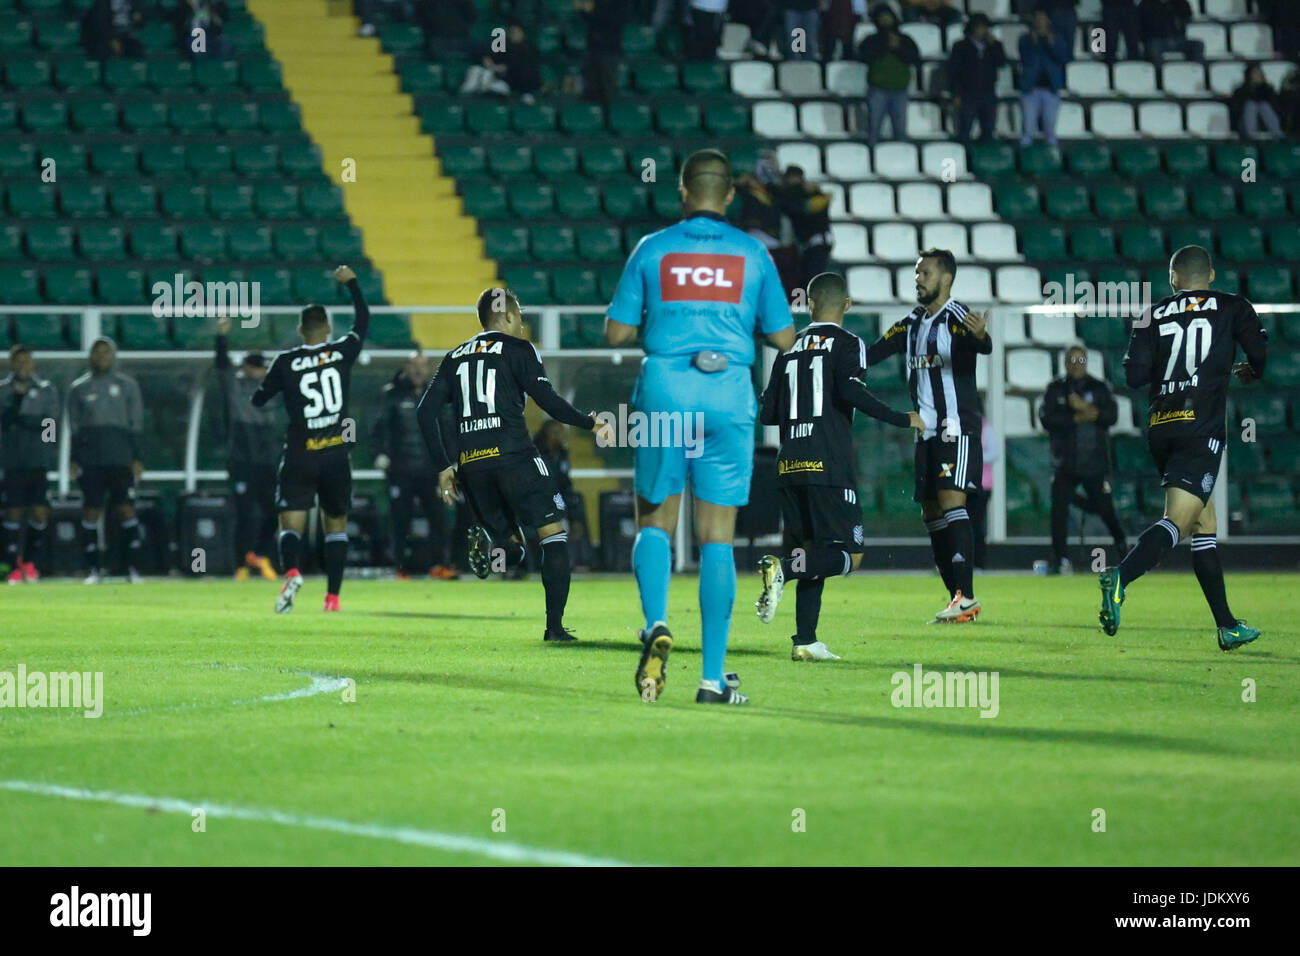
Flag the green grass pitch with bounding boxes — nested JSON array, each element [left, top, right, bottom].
[[1, 571, 1296, 866]]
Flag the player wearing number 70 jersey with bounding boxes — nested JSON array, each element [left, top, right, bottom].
[[252, 265, 368, 614]]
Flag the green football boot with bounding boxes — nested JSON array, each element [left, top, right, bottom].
[[1099, 568, 1124, 636], [1217, 620, 1260, 652]]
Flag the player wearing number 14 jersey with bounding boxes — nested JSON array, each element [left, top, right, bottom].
[[252, 265, 368, 614]]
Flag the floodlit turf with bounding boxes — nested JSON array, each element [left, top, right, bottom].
[[1, 570, 1296, 866]]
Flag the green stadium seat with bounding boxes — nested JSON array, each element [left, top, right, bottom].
[[560, 102, 605, 134], [21, 100, 67, 131], [1190, 183, 1237, 219], [149, 59, 193, 89], [577, 226, 622, 261], [1119, 226, 1164, 261], [11, 313, 67, 346], [439, 56, 470, 93], [440, 144, 485, 177], [551, 267, 598, 304], [95, 267, 145, 305], [1093, 183, 1139, 220], [400, 62, 443, 93], [556, 182, 601, 218], [319, 224, 362, 258], [53, 57, 100, 89], [25, 223, 74, 260], [274, 224, 318, 260], [1142, 183, 1187, 218], [0, 267, 39, 305], [581, 145, 626, 177], [0, 17, 32, 51], [466, 101, 511, 134], [656, 101, 700, 135], [502, 267, 549, 303], [70, 99, 118, 131], [683, 61, 728, 93], [1213, 143, 1256, 177], [634, 61, 678, 93], [1235, 394, 1288, 433], [109, 183, 157, 217], [623, 24, 657, 55], [170, 101, 214, 133], [1113, 142, 1159, 178], [229, 143, 275, 176], [255, 183, 298, 218], [598, 264, 624, 301], [533, 145, 577, 178], [240, 59, 282, 91], [1066, 142, 1111, 177], [1242, 183, 1286, 219], [487, 144, 531, 176], [0, 142, 35, 176], [180, 224, 227, 261], [1269, 439, 1300, 471], [222, 17, 266, 50], [117, 314, 171, 349], [187, 143, 232, 175], [970, 141, 1015, 178], [301, 184, 345, 217], [42, 266, 91, 304], [1020, 224, 1066, 260], [609, 102, 652, 135], [1265, 350, 1300, 387], [247, 267, 293, 307], [195, 58, 238, 90], [1246, 267, 1292, 303], [0, 224, 19, 259], [651, 179, 681, 217], [122, 100, 168, 131], [1230, 441, 1267, 475], [257, 101, 300, 133], [140, 142, 186, 175], [130, 224, 178, 259], [214, 101, 259, 131], [462, 181, 507, 219], [8, 185, 56, 217], [1168, 225, 1213, 251], [1166, 143, 1209, 178], [1267, 225, 1300, 260], [705, 101, 749, 135], [0, 101, 15, 130], [279, 141, 321, 176], [292, 268, 335, 302], [530, 226, 575, 260], [1246, 477, 1295, 515], [508, 182, 553, 217], [103, 58, 147, 90], [1019, 144, 1062, 176], [421, 103, 464, 134], [995, 182, 1040, 219], [603, 182, 649, 218], [59, 182, 107, 218], [1279, 315, 1300, 345], [228, 224, 272, 261], [1219, 224, 1265, 262], [1261, 141, 1300, 178], [368, 314, 415, 348], [42, 143, 87, 177], [484, 225, 529, 262], [1046, 184, 1090, 219], [6, 56, 50, 89], [78, 224, 125, 259], [91, 143, 139, 177], [161, 184, 208, 219], [380, 23, 423, 53]]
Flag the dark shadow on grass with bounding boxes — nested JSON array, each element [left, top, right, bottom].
[[546, 639, 770, 657], [359, 611, 519, 621]]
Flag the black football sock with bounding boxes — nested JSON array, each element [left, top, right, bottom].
[[278, 528, 300, 575], [80, 519, 99, 571], [925, 516, 955, 596], [324, 532, 348, 595], [2, 520, 20, 568], [119, 517, 142, 572], [794, 578, 825, 645], [1118, 518, 1179, 589], [780, 548, 851, 581], [26, 520, 45, 566], [945, 507, 975, 599], [540, 532, 571, 632], [503, 538, 526, 569], [1191, 534, 1237, 629]]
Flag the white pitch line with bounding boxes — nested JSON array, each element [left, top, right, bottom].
[[0, 780, 642, 868]]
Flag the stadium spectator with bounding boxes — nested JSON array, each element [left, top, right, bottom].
[[732, 0, 782, 60], [776, 165, 834, 291], [1259, 0, 1299, 60], [1, 346, 58, 584], [1230, 64, 1283, 141], [175, 0, 232, 58], [81, 0, 146, 59], [1099, 0, 1141, 64], [67, 338, 146, 585], [857, 3, 921, 145], [372, 353, 457, 581], [533, 420, 593, 571], [948, 13, 1007, 144], [1138, 0, 1202, 63], [1017, 9, 1069, 147], [417, 0, 478, 59], [821, 0, 864, 62], [355, 1, 414, 37], [1029, 0, 1078, 62], [1279, 66, 1300, 137], [734, 153, 784, 250], [575, 0, 626, 102], [460, 22, 541, 97], [901, 0, 959, 29], [214, 318, 281, 582], [1039, 345, 1127, 574], [781, 0, 821, 61], [685, 0, 729, 61]]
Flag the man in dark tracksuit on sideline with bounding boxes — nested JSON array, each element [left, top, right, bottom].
[[2, 344, 59, 582], [1039, 344, 1127, 573], [215, 317, 282, 580], [371, 352, 457, 580], [67, 336, 145, 583]]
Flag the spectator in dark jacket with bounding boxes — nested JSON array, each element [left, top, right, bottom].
[[857, 3, 920, 145], [1100, 0, 1141, 63], [1138, 0, 1203, 63], [781, 0, 821, 61], [175, 0, 232, 58], [1279, 65, 1300, 137], [81, 0, 145, 59], [901, 0, 959, 29], [775, 165, 833, 290], [460, 22, 541, 96], [1231, 63, 1283, 140], [1259, 0, 1299, 60], [1029, 0, 1077, 61], [418, 0, 477, 58], [948, 13, 1006, 143], [575, 0, 626, 101], [1018, 9, 1069, 146]]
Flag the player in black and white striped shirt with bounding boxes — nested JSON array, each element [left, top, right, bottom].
[[867, 250, 991, 623]]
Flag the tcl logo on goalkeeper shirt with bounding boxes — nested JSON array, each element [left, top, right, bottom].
[[659, 254, 745, 303]]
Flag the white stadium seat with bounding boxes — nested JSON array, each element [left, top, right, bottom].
[[1091, 102, 1136, 137], [1055, 101, 1088, 139], [850, 181, 896, 217], [922, 142, 967, 180], [921, 223, 970, 261], [824, 61, 867, 96], [777, 142, 823, 179], [1162, 62, 1207, 98], [1006, 349, 1054, 391], [976, 357, 989, 392], [778, 61, 823, 96], [753, 101, 798, 137], [874, 223, 919, 260], [1203, 0, 1249, 17], [896, 182, 944, 219], [906, 101, 945, 139], [970, 222, 1020, 261], [997, 312, 1030, 346], [1262, 60, 1292, 90], [1208, 61, 1244, 96], [956, 266, 993, 305], [800, 101, 848, 138], [900, 22, 943, 57], [1028, 314, 1078, 348], [825, 142, 870, 180], [1113, 395, 1138, 435], [825, 182, 849, 218], [872, 142, 920, 179], [1230, 23, 1274, 58], [946, 182, 995, 220], [847, 265, 896, 303], [1066, 61, 1110, 96], [996, 266, 1044, 304], [730, 61, 775, 98], [996, 22, 1028, 60], [1002, 396, 1036, 436], [1138, 101, 1186, 138], [1186, 101, 1231, 139], [1186, 22, 1228, 58], [1114, 61, 1157, 96], [830, 223, 870, 263], [968, 0, 1012, 17], [719, 22, 751, 60]]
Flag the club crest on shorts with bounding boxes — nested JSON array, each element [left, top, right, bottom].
[[554, 493, 566, 511], [853, 525, 864, 546], [1201, 472, 1215, 494], [940, 463, 953, 478]]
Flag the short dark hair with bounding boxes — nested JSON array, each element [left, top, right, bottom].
[[300, 304, 329, 332], [10, 343, 31, 360], [807, 272, 849, 318], [1170, 245, 1213, 284], [918, 248, 957, 279], [476, 287, 519, 328], [680, 148, 732, 204]]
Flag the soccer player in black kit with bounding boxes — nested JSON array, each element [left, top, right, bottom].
[[1100, 246, 1268, 650], [252, 265, 367, 614], [417, 288, 614, 642], [866, 250, 991, 623], [754, 273, 921, 659]]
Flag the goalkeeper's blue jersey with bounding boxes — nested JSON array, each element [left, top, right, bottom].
[[606, 211, 793, 367]]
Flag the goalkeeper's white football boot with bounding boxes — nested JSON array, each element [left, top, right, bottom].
[[695, 679, 749, 705], [934, 589, 981, 623], [792, 640, 841, 661], [275, 571, 303, 614], [755, 554, 784, 623]]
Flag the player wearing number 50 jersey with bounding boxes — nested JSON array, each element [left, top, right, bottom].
[[1100, 245, 1268, 651], [252, 265, 368, 614]]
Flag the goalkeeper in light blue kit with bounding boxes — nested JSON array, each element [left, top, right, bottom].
[[605, 149, 796, 705]]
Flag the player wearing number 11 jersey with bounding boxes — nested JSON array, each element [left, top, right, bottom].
[[252, 265, 368, 614]]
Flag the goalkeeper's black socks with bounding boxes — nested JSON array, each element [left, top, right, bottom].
[[945, 507, 975, 598], [80, 519, 99, 571], [540, 532, 571, 632], [926, 516, 955, 596], [324, 532, 348, 595], [794, 578, 825, 645], [1191, 534, 1237, 629], [278, 528, 301, 575], [119, 516, 142, 572], [780, 548, 852, 581], [1118, 518, 1180, 589]]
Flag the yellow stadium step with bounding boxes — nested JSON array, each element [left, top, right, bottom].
[[246, 0, 495, 336]]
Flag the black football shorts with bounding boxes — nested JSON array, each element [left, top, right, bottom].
[[914, 432, 981, 503], [461, 454, 566, 539], [276, 450, 353, 516], [780, 485, 865, 551]]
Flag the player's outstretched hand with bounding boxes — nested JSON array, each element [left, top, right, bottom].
[[963, 310, 989, 339], [1233, 362, 1260, 385], [590, 411, 615, 447], [215, 317, 232, 336], [438, 466, 461, 503], [907, 411, 924, 432], [333, 265, 356, 284]]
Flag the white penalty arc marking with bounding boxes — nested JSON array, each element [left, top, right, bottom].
[[241, 672, 351, 704], [0, 780, 642, 868]]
